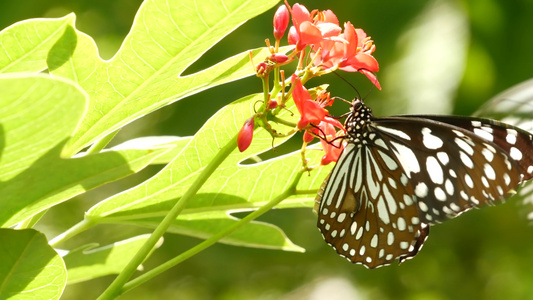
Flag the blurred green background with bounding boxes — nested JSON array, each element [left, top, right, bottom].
[[3, 0, 533, 299]]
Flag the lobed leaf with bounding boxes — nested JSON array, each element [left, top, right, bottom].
[[118, 211, 304, 251], [47, 0, 282, 156], [63, 235, 162, 284], [0, 14, 75, 74], [0, 75, 170, 227], [85, 93, 330, 249], [111, 136, 193, 165], [0, 229, 66, 300]]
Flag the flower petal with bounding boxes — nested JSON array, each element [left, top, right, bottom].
[[360, 69, 382, 90], [340, 52, 379, 72], [316, 22, 342, 38], [291, 3, 311, 33], [299, 21, 323, 45], [322, 10, 339, 25], [298, 100, 326, 129], [291, 74, 311, 114], [343, 22, 358, 58]]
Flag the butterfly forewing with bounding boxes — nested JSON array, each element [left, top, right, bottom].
[[373, 116, 526, 224], [403, 115, 533, 181]]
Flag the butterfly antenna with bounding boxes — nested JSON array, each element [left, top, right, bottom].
[[333, 71, 362, 100]]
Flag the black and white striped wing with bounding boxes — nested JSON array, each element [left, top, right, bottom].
[[374, 116, 533, 223], [315, 114, 533, 268], [315, 141, 429, 268]]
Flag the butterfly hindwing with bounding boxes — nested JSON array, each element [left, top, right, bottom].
[[316, 141, 428, 268]]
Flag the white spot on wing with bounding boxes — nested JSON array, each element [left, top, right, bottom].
[[426, 156, 444, 184], [473, 128, 494, 141], [460, 151, 474, 168], [378, 149, 399, 171], [371, 234, 378, 248], [482, 147, 494, 162], [377, 196, 391, 224], [421, 127, 443, 149], [415, 182, 428, 198], [397, 217, 406, 231], [464, 174, 474, 188], [484, 163, 496, 180], [437, 152, 449, 165], [390, 141, 421, 176], [455, 137, 474, 155], [382, 185, 397, 215], [434, 187, 447, 201], [510, 147, 523, 160], [378, 125, 412, 140], [506, 129, 517, 144]]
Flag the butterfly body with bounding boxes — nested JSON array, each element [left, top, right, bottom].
[[315, 98, 533, 268]]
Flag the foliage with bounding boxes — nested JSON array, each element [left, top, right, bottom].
[[1, 0, 533, 299]]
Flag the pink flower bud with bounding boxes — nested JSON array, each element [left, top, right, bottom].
[[268, 99, 278, 109], [237, 118, 254, 152], [287, 26, 299, 45], [303, 131, 315, 143], [273, 5, 290, 40], [270, 53, 289, 63], [256, 62, 268, 76]]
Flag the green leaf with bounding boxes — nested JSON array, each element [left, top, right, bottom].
[[64, 235, 162, 284], [111, 136, 193, 165], [85, 93, 330, 250], [475, 78, 533, 122], [0, 74, 86, 181], [0, 228, 66, 300], [0, 14, 75, 74], [114, 211, 304, 251], [87, 94, 327, 220], [0, 75, 170, 227], [47, 0, 281, 156]]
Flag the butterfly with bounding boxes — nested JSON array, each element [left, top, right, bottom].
[[314, 98, 533, 268]]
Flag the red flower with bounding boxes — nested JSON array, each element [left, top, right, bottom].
[[338, 23, 380, 89], [237, 118, 254, 152], [291, 74, 327, 129], [273, 5, 290, 40], [291, 73, 346, 160], [319, 120, 344, 165], [312, 22, 381, 89], [286, 3, 341, 51]]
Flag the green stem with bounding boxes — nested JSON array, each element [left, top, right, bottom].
[[48, 219, 94, 247], [97, 135, 239, 300], [120, 170, 304, 296], [269, 115, 296, 128], [86, 130, 119, 155]]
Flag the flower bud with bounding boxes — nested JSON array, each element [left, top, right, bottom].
[[270, 53, 289, 63], [268, 99, 278, 109], [287, 26, 299, 45], [256, 62, 268, 77], [273, 5, 289, 40], [237, 118, 254, 152], [303, 131, 315, 143]]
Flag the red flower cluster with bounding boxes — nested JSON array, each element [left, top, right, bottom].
[[238, 2, 380, 166], [286, 2, 380, 89]]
